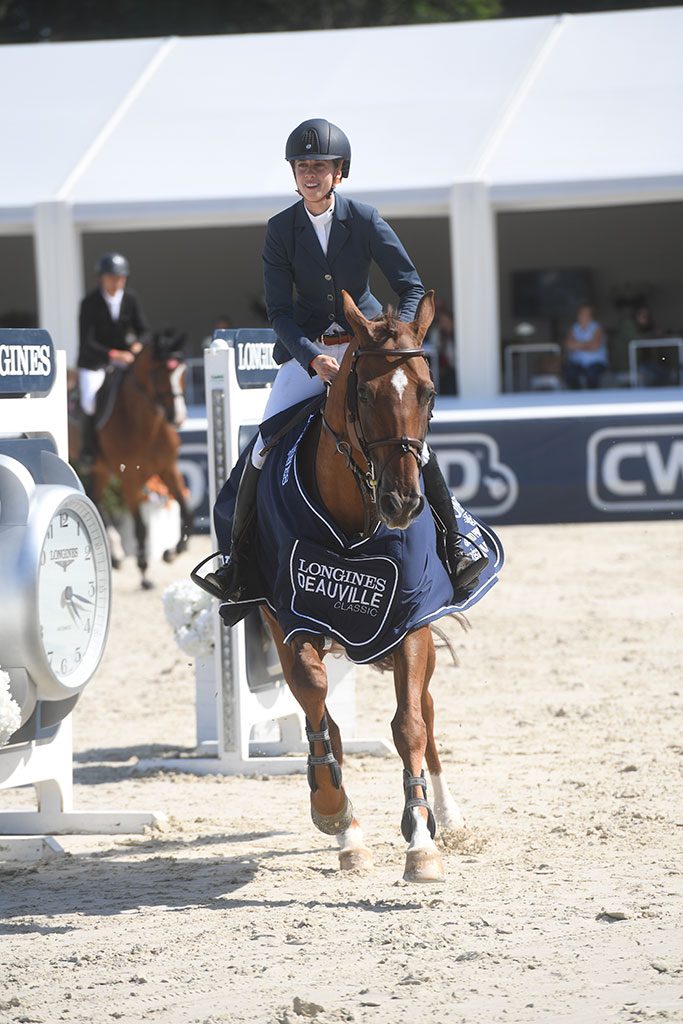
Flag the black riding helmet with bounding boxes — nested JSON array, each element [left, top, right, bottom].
[[285, 118, 351, 178], [96, 252, 130, 277]]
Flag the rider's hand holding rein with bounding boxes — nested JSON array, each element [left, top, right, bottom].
[[311, 354, 340, 383], [109, 349, 136, 367]]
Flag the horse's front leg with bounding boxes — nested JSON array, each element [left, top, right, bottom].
[[393, 627, 445, 883], [280, 629, 371, 871], [130, 504, 153, 589], [422, 636, 465, 831]]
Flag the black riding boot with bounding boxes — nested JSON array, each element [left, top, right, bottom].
[[79, 412, 98, 468], [206, 460, 261, 602], [422, 450, 489, 595]]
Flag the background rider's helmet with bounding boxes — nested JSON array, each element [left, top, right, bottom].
[[285, 118, 351, 178], [95, 252, 130, 277]]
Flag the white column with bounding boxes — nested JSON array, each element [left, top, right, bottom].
[[449, 182, 501, 400], [34, 201, 83, 367]]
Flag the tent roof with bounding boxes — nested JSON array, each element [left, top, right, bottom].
[[486, 7, 683, 206], [1, 7, 682, 229]]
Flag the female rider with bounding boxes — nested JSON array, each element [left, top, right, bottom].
[[217, 118, 487, 601]]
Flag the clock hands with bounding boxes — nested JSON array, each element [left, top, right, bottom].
[[61, 585, 94, 626]]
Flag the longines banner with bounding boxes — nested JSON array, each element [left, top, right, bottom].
[[181, 410, 683, 529], [214, 328, 278, 389], [429, 413, 683, 523], [0, 329, 56, 397]]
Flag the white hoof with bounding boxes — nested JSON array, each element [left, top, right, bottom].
[[403, 848, 445, 883], [339, 847, 374, 872], [336, 822, 372, 872]]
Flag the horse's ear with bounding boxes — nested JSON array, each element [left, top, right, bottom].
[[411, 290, 436, 344], [342, 290, 372, 340]]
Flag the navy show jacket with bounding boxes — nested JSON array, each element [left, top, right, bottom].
[[77, 289, 149, 370], [262, 192, 425, 373]]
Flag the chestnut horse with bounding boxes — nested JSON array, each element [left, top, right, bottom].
[[89, 331, 193, 589], [260, 290, 464, 882]]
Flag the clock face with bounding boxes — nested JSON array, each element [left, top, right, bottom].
[[37, 497, 111, 688]]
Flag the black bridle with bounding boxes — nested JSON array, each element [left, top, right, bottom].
[[321, 346, 434, 537], [127, 349, 184, 423]]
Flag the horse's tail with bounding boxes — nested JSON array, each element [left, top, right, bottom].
[[347, 612, 471, 674]]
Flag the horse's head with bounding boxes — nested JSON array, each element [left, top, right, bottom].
[[340, 289, 436, 531], [148, 327, 187, 427]]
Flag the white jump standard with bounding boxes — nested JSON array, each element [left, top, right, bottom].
[[0, 328, 160, 850]]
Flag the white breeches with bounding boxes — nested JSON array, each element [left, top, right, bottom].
[[79, 368, 106, 415], [251, 344, 349, 469]]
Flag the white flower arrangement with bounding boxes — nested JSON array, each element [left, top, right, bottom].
[[162, 580, 215, 660], [0, 668, 21, 747]]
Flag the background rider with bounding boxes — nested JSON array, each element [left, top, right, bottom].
[[77, 252, 149, 472]]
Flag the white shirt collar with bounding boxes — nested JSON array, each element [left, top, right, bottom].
[[101, 287, 124, 321], [305, 194, 335, 225]]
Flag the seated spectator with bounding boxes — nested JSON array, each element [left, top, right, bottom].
[[426, 301, 457, 395], [612, 304, 656, 377], [563, 304, 608, 390]]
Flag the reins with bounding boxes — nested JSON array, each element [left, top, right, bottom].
[[321, 346, 432, 538]]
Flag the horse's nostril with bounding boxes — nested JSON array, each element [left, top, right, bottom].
[[380, 491, 401, 516], [380, 491, 424, 522]]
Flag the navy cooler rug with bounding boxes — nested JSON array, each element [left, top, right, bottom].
[[214, 414, 504, 664]]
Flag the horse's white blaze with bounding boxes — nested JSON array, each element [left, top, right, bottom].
[[391, 367, 408, 401], [407, 808, 437, 852], [170, 365, 187, 426], [430, 771, 465, 829]]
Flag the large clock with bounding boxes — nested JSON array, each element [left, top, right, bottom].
[[36, 494, 111, 694], [0, 451, 111, 704]]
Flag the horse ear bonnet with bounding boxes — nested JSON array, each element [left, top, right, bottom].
[[285, 118, 351, 178], [153, 327, 186, 359]]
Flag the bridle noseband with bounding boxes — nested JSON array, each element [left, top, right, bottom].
[[322, 346, 433, 537]]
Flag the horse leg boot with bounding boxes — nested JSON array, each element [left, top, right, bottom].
[[207, 460, 260, 601], [422, 450, 488, 594]]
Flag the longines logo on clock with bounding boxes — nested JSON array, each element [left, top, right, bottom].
[[51, 547, 78, 571]]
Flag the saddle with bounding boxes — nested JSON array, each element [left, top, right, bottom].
[[94, 366, 126, 431]]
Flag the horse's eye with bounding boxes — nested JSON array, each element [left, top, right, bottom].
[[357, 385, 370, 403], [421, 388, 436, 407]]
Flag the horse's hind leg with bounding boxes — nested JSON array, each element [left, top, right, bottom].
[[159, 464, 192, 557], [422, 637, 464, 831], [262, 610, 372, 872], [89, 463, 124, 570], [393, 628, 445, 882]]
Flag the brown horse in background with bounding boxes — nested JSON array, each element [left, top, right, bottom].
[[260, 291, 464, 882], [89, 329, 193, 589]]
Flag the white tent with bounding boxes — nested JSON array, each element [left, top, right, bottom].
[[1, 6, 682, 396]]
